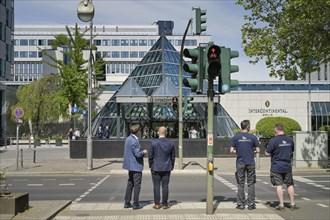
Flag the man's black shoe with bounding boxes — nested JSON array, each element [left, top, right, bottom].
[[124, 202, 133, 209], [133, 204, 143, 210], [236, 205, 245, 210], [248, 204, 256, 210]]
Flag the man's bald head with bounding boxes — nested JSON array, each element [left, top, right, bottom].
[[158, 126, 167, 137]]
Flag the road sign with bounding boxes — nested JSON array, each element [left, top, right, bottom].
[[82, 109, 87, 116], [72, 107, 79, 114], [14, 108, 24, 119]]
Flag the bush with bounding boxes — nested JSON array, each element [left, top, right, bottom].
[[319, 125, 330, 133], [256, 117, 301, 138]]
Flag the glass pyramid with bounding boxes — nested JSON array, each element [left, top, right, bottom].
[[89, 36, 239, 138]]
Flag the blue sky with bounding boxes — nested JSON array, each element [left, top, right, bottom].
[[14, 0, 275, 81]]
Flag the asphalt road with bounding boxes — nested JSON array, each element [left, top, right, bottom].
[[3, 173, 330, 220]]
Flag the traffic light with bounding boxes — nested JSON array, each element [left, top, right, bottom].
[[219, 47, 239, 94], [195, 8, 207, 35], [206, 44, 221, 80], [184, 96, 194, 116], [172, 97, 178, 111], [183, 46, 205, 94]]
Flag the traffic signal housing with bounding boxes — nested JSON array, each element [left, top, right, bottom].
[[183, 47, 205, 94], [172, 97, 178, 111], [219, 47, 239, 94], [184, 96, 194, 116], [195, 8, 207, 35], [206, 44, 221, 80]]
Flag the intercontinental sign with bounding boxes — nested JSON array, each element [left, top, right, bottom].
[[248, 100, 288, 116]]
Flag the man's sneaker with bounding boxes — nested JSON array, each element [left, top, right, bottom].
[[236, 205, 245, 210], [275, 205, 285, 212], [133, 204, 143, 210], [289, 204, 300, 211], [124, 202, 132, 209], [248, 204, 256, 210]]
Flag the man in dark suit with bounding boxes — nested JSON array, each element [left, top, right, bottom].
[[122, 124, 147, 210], [148, 126, 176, 210]]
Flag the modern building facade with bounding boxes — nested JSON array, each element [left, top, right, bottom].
[[0, 0, 14, 138], [310, 62, 330, 81]]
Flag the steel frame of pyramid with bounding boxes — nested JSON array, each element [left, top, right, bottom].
[[90, 36, 239, 138]]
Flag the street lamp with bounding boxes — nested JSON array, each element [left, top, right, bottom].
[[77, 0, 94, 170]]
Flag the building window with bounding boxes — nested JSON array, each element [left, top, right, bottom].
[[38, 51, 43, 57], [20, 39, 29, 46], [0, 59, 4, 77], [148, 39, 156, 46], [121, 39, 129, 46], [38, 39, 46, 46], [102, 39, 110, 46], [112, 51, 120, 58], [13, 39, 19, 46], [139, 39, 147, 46], [112, 39, 120, 46], [29, 51, 38, 58], [318, 70, 321, 80], [0, 22, 4, 41], [93, 39, 101, 46], [121, 51, 129, 58], [19, 51, 28, 58], [130, 51, 138, 58], [139, 51, 147, 58], [102, 51, 111, 58], [29, 39, 37, 46], [47, 39, 54, 46], [130, 39, 138, 46], [175, 40, 182, 46], [14, 51, 19, 58]]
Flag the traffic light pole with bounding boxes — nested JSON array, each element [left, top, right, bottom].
[[178, 18, 192, 170], [206, 78, 214, 214]]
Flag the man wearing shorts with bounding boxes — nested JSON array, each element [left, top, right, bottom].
[[265, 123, 299, 211]]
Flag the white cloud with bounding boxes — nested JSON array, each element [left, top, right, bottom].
[[14, 0, 273, 81]]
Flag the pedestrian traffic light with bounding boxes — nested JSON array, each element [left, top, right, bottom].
[[219, 47, 239, 94], [172, 97, 178, 111], [183, 47, 205, 94], [184, 96, 194, 116], [195, 8, 207, 35], [205, 44, 221, 80]]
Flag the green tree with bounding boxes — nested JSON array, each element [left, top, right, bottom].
[[256, 117, 301, 138], [236, 0, 330, 79], [42, 24, 105, 115], [13, 75, 64, 137]]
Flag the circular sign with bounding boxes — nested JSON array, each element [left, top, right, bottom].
[[82, 109, 87, 116], [265, 100, 270, 108], [14, 108, 24, 119]]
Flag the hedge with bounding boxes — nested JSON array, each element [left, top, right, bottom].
[[256, 117, 301, 138]]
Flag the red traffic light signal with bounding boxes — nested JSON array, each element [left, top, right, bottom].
[[172, 97, 178, 111], [172, 97, 178, 103], [207, 45, 221, 79]]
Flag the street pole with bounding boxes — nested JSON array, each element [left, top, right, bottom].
[[308, 71, 311, 132], [77, 0, 95, 170], [16, 124, 20, 171], [206, 78, 214, 214], [178, 18, 192, 170], [86, 19, 93, 170]]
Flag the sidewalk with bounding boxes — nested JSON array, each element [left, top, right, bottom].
[[2, 146, 329, 220]]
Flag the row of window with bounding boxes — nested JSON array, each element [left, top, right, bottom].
[[13, 38, 198, 47], [14, 74, 41, 82], [14, 51, 42, 58], [100, 51, 147, 59], [14, 62, 43, 75], [105, 62, 139, 74]]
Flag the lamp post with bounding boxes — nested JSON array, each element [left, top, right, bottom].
[[77, 0, 94, 170]]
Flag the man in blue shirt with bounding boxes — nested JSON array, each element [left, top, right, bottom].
[[266, 123, 299, 212], [148, 126, 176, 210], [230, 120, 260, 210], [122, 124, 148, 210]]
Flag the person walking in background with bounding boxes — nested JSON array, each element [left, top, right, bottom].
[[265, 123, 299, 212], [97, 126, 103, 139], [230, 120, 260, 210], [148, 126, 175, 210], [67, 128, 73, 140], [103, 125, 110, 139], [122, 124, 148, 210], [189, 127, 198, 139], [74, 128, 80, 140]]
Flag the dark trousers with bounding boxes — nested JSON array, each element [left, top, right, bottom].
[[151, 171, 171, 205], [235, 164, 256, 206], [124, 171, 142, 205]]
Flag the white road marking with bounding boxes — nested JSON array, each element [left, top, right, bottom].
[[302, 197, 311, 201], [73, 175, 110, 203], [322, 187, 330, 190], [317, 204, 329, 208], [59, 183, 75, 186], [27, 184, 43, 186], [263, 182, 268, 184], [13, 179, 28, 181], [41, 179, 56, 181], [69, 178, 84, 181]]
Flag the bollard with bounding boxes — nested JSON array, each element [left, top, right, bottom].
[[20, 149, 23, 167], [29, 135, 31, 149], [33, 145, 36, 163]]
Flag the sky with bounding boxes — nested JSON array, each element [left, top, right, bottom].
[[14, 0, 276, 81]]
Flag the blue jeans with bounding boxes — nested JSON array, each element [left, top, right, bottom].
[[235, 164, 256, 206]]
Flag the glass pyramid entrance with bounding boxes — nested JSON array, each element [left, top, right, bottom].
[[90, 36, 239, 138]]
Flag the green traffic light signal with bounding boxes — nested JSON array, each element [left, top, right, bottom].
[[219, 47, 239, 94], [195, 8, 207, 35], [184, 96, 194, 116], [183, 47, 205, 94]]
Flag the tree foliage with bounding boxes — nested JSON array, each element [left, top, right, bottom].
[[236, 0, 330, 79], [13, 75, 65, 137], [256, 116, 301, 138]]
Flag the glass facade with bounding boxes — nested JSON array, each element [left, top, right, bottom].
[[311, 102, 330, 130]]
